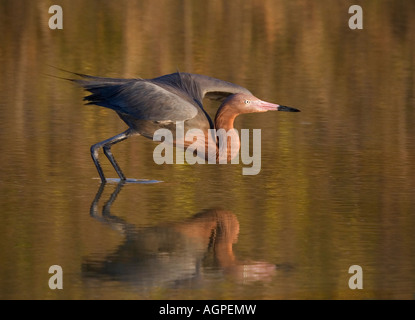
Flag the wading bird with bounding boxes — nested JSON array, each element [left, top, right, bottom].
[[68, 71, 300, 182]]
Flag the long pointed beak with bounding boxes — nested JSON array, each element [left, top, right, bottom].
[[256, 100, 300, 112], [277, 105, 300, 112]]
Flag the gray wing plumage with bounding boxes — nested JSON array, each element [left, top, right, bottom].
[[153, 72, 252, 103], [71, 72, 252, 122], [188, 73, 253, 101], [73, 75, 199, 122]]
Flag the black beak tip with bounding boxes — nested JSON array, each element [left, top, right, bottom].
[[279, 105, 301, 112]]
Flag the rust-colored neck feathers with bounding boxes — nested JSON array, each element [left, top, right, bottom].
[[213, 100, 242, 162], [214, 93, 253, 131], [214, 105, 238, 132]]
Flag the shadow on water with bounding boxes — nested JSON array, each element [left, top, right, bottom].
[[82, 182, 291, 290]]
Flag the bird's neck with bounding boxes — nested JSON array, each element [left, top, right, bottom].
[[214, 104, 240, 162], [215, 104, 238, 131]]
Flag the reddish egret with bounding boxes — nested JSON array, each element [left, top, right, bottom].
[[69, 72, 300, 182]]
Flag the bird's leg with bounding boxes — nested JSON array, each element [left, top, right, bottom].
[[103, 143, 127, 181], [90, 129, 135, 182], [91, 144, 106, 183]]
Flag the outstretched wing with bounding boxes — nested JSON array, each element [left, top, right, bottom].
[[70, 71, 251, 122], [153, 72, 252, 103], [72, 74, 199, 122]]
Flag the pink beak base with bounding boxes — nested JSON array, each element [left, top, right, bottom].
[[256, 100, 300, 112]]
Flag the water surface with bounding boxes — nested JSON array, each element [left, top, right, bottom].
[[0, 0, 414, 299]]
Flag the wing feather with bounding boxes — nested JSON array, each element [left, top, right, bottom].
[[153, 72, 252, 103], [71, 72, 251, 122], [73, 75, 199, 121]]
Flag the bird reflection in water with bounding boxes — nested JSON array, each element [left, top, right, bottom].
[[82, 183, 281, 289]]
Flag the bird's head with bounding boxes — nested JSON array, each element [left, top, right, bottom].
[[224, 93, 300, 114]]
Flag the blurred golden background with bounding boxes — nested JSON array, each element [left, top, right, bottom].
[[0, 0, 414, 299]]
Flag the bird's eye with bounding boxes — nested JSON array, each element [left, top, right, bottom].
[[244, 100, 251, 104]]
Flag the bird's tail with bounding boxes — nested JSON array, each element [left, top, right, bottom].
[[48, 66, 136, 108]]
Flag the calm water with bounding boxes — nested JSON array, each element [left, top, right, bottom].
[[0, 0, 415, 300]]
